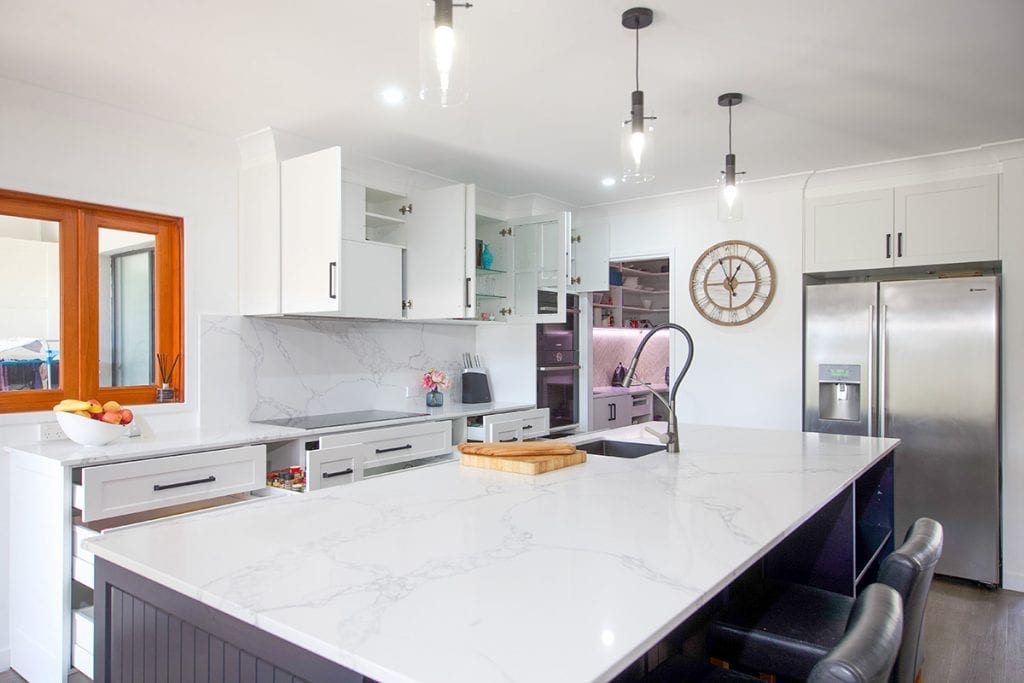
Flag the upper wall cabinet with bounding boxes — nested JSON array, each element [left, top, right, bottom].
[[475, 212, 569, 323], [804, 175, 998, 273], [894, 176, 999, 268], [280, 147, 403, 318], [567, 219, 610, 293]]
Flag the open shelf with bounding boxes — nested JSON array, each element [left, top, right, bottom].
[[365, 211, 405, 228], [475, 293, 507, 300], [622, 306, 669, 313], [616, 265, 669, 277]]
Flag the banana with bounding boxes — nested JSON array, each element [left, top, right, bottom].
[[54, 399, 91, 412]]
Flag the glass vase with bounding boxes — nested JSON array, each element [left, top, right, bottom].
[[426, 388, 444, 408]]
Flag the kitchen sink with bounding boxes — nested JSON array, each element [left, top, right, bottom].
[[575, 439, 664, 459]]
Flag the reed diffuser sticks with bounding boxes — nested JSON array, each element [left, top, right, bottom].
[[156, 352, 179, 401]]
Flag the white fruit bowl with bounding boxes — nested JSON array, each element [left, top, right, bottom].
[[54, 410, 126, 447]]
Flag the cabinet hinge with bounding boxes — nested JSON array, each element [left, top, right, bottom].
[[399, 204, 413, 215], [570, 276, 582, 285], [402, 299, 413, 310], [571, 234, 582, 243], [499, 227, 513, 237], [500, 307, 512, 316]]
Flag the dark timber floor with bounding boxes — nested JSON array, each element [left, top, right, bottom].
[[1, 578, 1021, 682]]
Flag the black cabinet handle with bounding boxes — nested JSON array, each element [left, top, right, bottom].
[[885, 234, 892, 259], [465, 277, 472, 309], [375, 443, 413, 454], [499, 437, 519, 443], [522, 424, 533, 430], [323, 467, 353, 479], [328, 261, 337, 299], [153, 475, 215, 492], [897, 232, 903, 257]]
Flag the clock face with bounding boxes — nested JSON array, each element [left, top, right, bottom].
[[689, 240, 776, 326]]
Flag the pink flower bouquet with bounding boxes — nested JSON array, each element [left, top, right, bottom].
[[421, 369, 450, 391]]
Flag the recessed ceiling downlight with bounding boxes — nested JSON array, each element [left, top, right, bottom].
[[381, 87, 407, 105]]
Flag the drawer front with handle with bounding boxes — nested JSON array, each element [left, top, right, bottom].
[[306, 443, 363, 491], [471, 408, 550, 442], [320, 421, 452, 468], [76, 445, 266, 522]]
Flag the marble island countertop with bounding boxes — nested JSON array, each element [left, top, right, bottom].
[[593, 383, 669, 397], [4, 400, 535, 468], [84, 422, 900, 683]]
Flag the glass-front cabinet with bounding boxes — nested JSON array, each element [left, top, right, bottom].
[[474, 211, 569, 323]]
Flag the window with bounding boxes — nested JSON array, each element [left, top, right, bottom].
[[0, 188, 183, 413]]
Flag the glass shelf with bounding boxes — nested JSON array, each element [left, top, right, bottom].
[[476, 267, 507, 274], [615, 265, 669, 277], [475, 293, 507, 300], [618, 286, 669, 294], [365, 211, 405, 228], [622, 305, 669, 313]]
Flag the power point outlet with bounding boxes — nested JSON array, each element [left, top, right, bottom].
[[39, 422, 67, 442], [405, 385, 416, 398]]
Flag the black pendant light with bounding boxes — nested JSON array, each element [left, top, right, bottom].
[[621, 7, 656, 183], [420, 0, 473, 107], [717, 92, 745, 222]]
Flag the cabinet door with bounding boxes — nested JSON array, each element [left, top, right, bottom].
[[405, 183, 475, 319], [591, 395, 631, 430], [508, 211, 569, 322], [281, 147, 343, 314], [340, 239, 403, 319], [568, 219, 610, 293], [804, 189, 894, 273], [895, 175, 998, 267]]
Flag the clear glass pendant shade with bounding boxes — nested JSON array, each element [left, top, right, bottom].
[[717, 175, 743, 222], [419, 0, 469, 107], [621, 120, 655, 183]]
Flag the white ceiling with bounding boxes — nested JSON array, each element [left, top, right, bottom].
[[2, 1, 1023, 206]]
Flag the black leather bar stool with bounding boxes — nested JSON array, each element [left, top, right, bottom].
[[705, 518, 942, 683], [645, 583, 903, 683]]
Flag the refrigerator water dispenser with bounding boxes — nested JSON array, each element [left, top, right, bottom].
[[818, 364, 861, 421]]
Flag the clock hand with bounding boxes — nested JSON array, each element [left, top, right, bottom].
[[718, 259, 731, 280]]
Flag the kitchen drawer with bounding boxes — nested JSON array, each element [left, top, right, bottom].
[[73, 445, 266, 522], [307, 443, 363, 491], [72, 606, 94, 677], [466, 408, 550, 442], [320, 421, 452, 468]]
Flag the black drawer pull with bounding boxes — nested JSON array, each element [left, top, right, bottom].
[[522, 424, 534, 430], [153, 475, 215, 492], [323, 468, 354, 479], [375, 443, 413, 454], [499, 437, 519, 443]]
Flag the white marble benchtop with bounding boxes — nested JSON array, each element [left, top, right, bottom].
[[85, 422, 899, 683], [4, 401, 534, 468]]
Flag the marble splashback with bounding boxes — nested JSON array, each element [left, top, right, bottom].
[[591, 328, 669, 388], [199, 315, 476, 425]]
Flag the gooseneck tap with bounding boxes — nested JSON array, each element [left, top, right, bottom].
[[622, 323, 694, 453]]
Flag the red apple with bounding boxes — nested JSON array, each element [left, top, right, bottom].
[[120, 408, 134, 425], [100, 410, 123, 425]]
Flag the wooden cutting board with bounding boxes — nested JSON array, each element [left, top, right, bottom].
[[460, 449, 587, 475]]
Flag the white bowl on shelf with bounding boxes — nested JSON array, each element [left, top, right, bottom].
[[54, 410, 126, 447], [641, 299, 653, 309]]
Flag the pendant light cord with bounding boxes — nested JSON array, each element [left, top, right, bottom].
[[728, 104, 733, 154], [635, 25, 640, 91]]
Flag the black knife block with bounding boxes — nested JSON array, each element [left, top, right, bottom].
[[462, 368, 492, 404]]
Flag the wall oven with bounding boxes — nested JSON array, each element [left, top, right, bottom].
[[536, 294, 579, 434]]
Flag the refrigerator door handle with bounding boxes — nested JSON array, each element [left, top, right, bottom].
[[879, 304, 888, 438], [868, 304, 876, 436]]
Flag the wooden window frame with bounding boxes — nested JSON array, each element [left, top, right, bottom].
[[0, 188, 183, 413]]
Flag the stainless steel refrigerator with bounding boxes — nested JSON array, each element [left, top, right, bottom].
[[804, 276, 1000, 584]]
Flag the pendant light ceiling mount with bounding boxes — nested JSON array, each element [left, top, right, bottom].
[[620, 7, 656, 184]]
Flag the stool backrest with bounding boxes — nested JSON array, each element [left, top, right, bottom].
[[877, 518, 944, 683], [808, 583, 903, 683]]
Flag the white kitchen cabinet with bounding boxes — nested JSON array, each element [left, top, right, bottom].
[[804, 189, 895, 273], [590, 394, 632, 431], [804, 175, 998, 273], [404, 183, 476, 320], [281, 147, 404, 319], [474, 211, 569, 323], [568, 219, 610, 293], [8, 445, 272, 682], [894, 175, 998, 267], [465, 407, 550, 442]]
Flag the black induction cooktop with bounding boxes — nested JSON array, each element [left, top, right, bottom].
[[252, 409, 429, 430]]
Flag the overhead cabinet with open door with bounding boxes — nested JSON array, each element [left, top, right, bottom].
[[280, 147, 403, 318], [474, 211, 569, 323], [567, 219, 610, 293]]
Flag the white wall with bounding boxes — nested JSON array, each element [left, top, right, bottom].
[[0, 76, 241, 671]]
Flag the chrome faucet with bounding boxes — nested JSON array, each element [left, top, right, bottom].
[[622, 323, 694, 453]]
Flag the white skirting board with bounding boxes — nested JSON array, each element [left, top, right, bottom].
[[1002, 570, 1024, 594], [0, 647, 11, 672]]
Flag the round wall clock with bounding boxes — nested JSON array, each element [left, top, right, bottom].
[[689, 239, 776, 326]]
